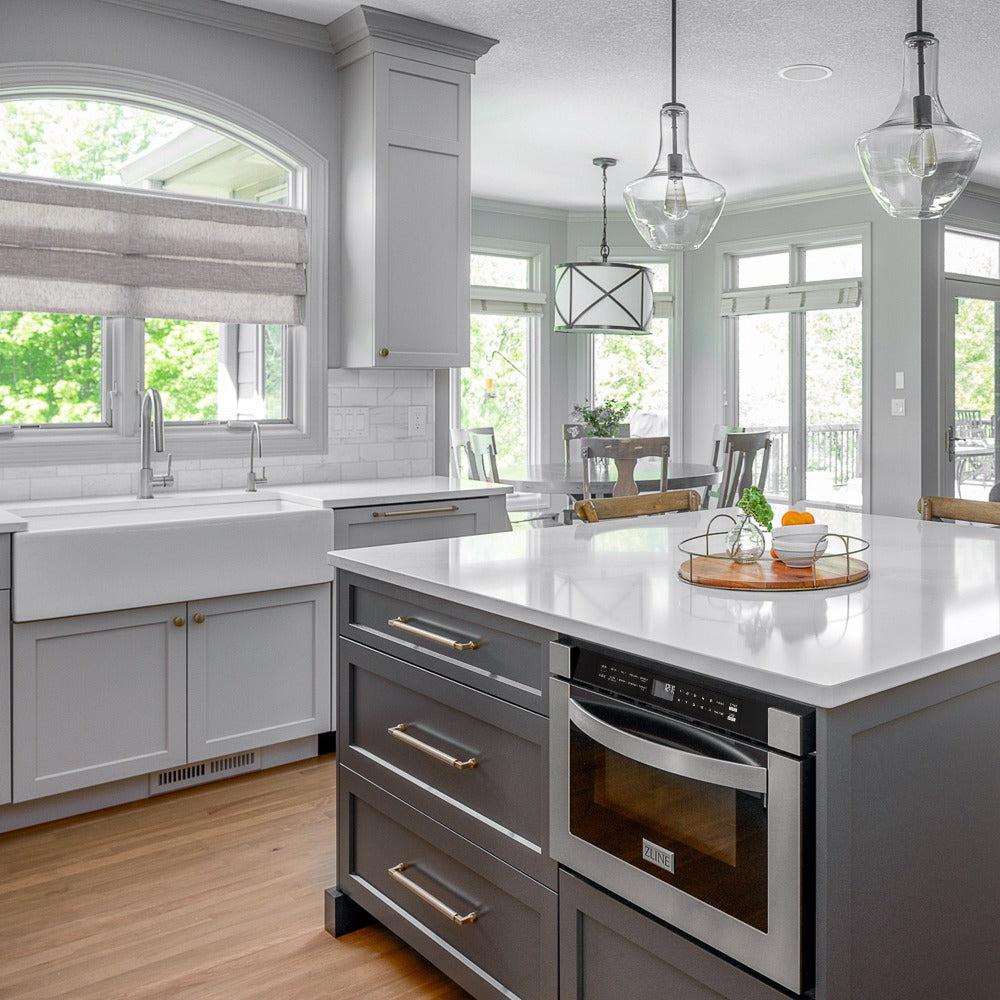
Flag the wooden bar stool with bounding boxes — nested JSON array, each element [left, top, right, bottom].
[[575, 488, 701, 523]]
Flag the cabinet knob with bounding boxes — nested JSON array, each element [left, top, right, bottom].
[[172, 616, 185, 628], [193, 612, 206, 625], [378, 347, 390, 358]]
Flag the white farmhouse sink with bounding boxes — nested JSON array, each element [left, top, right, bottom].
[[11, 492, 332, 621]]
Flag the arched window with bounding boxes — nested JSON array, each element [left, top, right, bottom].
[[0, 93, 324, 462]]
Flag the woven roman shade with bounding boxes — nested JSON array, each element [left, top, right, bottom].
[[0, 174, 308, 324], [720, 279, 862, 317]]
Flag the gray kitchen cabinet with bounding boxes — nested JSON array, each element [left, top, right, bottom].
[[187, 584, 331, 761], [331, 496, 507, 550], [12, 604, 188, 801], [559, 870, 787, 1000], [339, 766, 557, 1000], [0, 591, 10, 806], [329, 7, 496, 368]]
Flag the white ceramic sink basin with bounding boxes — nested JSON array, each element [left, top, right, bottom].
[[11, 492, 333, 621]]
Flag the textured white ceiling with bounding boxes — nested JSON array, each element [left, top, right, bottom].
[[227, 0, 999, 209]]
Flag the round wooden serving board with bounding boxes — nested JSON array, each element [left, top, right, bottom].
[[679, 555, 870, 592]]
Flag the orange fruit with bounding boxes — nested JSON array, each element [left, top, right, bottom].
[[781, 510, 815, 527]]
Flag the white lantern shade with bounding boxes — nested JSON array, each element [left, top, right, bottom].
[[553, 261, 653, 335]]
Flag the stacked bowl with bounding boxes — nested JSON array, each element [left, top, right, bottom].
[[771, 521, 829, 567]]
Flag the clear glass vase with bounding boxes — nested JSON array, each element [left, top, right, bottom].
[[726, 516, 765, 564]]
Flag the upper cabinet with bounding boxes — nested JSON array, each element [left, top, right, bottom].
[[330, 6, 498, 368]]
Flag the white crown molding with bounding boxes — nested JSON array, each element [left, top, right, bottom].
[[472, 197, 568, 223], [328, 5, 498, 70], [962, 181, 1000, 206], [98, 0, 331, 52]]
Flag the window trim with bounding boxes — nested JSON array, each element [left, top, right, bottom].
[[0, 65, 328, 466], [450, 238, 550, 472], [718, 224, 872, 513], [573, 245, 683, 461]]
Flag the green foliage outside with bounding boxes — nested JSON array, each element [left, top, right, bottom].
[[593, 318, 670, 420], [954, 297, 996, 419], [461, 314, 528, 475], [144, 319, 219, 422]]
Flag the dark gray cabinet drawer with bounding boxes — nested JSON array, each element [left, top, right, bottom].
[[560, 870, 788, 1000], [338, 766, 557, 1000], [338, 572, 557, 714], [338, 637, 555, 887]]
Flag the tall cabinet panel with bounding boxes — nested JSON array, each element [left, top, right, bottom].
[[0, 591, 10, 806], [330, 5, 497, 369]]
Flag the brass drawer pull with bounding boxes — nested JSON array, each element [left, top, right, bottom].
[[388, 723, 479, 770], [371, 505, 460, 519], [387, 615, 480, 652], [387, 863, 479, 926]]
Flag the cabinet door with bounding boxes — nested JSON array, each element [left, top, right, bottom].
[[187, 585, 331, 761], [373, 53, 471, 368], [0, 592, 10, 806], [12, 604, 187, 801]]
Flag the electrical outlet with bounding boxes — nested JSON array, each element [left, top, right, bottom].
[[891, 398, 906, 417], [330, 407, 369, 440], [408, 405, 427, 437]]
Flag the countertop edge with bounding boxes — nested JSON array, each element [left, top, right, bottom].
[[274, 480, 512, 509], [328, 554, 1000, 709]]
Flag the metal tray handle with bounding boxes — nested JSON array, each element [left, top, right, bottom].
[[387, 615, 480, 651], [388, 723, 479, 770], [387, 863, 480, 926]]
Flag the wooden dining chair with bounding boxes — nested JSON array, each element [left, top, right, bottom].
[[450, 426, 499, 482], [704, 423, 743, 507], [574, 488, 701, 523], [715, 431, 772, 508], [917, 495, 1000, 526], [581, 435, 670, 499], [563, 422, 629, 465]]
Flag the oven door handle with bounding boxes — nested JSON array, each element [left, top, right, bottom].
[[568, 697, 768, 794]]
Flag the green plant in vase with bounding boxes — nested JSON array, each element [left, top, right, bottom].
[[727, 486, 773, 564], [571, 397, 631, 438]]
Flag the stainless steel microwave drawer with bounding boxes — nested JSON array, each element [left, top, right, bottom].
[[338, 637, 555, 888], [338, 572, 557, 714], [338, 766, 557, 1000], [559, 870, 789, 1000]]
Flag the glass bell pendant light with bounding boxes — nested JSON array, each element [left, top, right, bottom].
[[624, 0, 725, 251], [856, 0, 981, 220], [554, 157, 653, 335]]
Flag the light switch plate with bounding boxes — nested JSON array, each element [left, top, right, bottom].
[[895, 371, 905, 390], [891, 398, 906, 416], [330, 407, 369, 440]]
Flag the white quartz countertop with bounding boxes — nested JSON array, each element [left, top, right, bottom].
[[329, 507, 1000, 708], [273, 476, 511, 509]]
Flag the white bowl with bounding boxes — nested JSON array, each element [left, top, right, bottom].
[[772, 522, 828, 540], [772, 535, 828, 567]]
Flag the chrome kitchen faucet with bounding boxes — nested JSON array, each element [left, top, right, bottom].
[[137, 387, 174, 500]]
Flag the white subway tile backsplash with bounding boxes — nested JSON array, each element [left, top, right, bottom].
[[30, 476, 82, 499], [0, 370, 438, 500]]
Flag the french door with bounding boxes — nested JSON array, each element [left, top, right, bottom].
[[730, 306, 864, 510], [939, 279, 1000, 499]]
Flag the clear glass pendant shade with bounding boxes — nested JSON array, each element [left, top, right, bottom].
[[856, 33, 981, 220], [624, 103, 726, 251]]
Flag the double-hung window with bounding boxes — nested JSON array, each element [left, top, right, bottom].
[[721, 231, 868, 510], [590, 259, 676, 439], [450, 248, 546, 477], [0, 97, 320, 461]]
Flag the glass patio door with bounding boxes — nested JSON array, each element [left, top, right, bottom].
[[941, 279, 1000, 499]]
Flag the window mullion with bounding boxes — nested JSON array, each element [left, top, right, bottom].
[[111, 318, 145, 439]]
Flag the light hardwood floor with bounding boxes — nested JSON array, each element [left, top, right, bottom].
[[0, 755, 469, 1000]]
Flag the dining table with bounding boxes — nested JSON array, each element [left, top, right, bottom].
[[499, 459, 721, 522]]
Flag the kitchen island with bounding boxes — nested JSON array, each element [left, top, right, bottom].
[[327, 507, 1000, 1000]]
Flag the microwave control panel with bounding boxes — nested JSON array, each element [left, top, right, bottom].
[[571, 646, 770, 742]]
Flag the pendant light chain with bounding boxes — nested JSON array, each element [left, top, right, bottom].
[[916, 0, 923, 33], [599, 161, 610, 263]]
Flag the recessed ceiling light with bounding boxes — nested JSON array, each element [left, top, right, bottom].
[[779, 63, 833, 82]]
